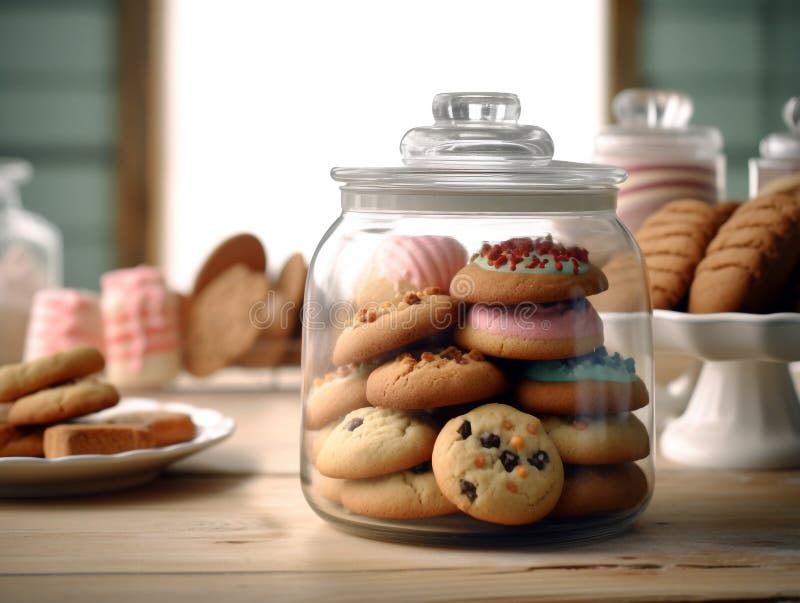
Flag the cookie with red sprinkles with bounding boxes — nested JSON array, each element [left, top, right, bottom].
[[449, 235, 608, 304]]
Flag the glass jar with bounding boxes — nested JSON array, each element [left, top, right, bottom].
[[749, 96, 800, 197], [300, 92, 654, 544], [0, 159, 62, 364], [594, 89, 725, 232]]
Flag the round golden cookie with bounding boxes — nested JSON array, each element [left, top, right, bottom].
[[431, 403, 564, 526], [192, 233, 267, 296], [634, 199, 722, 310], [688, 193, 800, 313], [550, 463, 649, 519], [366, 347, 507, 410], [0, 345, 105, 403], [0, 424, 44, 457], [449, 236, 608, 305], [184, 263, 270, 376], [7, 378, 120, 427], [331, 289, 458, 366], [304, 364, 372, 430], [314, 406, 439, 479], [541, 414, 650, 465], [340, 462, 459, 519]]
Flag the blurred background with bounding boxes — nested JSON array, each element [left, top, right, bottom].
[[0, 0, 798, 291]]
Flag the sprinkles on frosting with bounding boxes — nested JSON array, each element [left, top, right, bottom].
[[525, 346, 637, 384], [477, 235, 590, 274]]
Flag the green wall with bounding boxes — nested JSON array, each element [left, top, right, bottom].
[[0, 0, 117, 289], [638, 0, 800, 200]]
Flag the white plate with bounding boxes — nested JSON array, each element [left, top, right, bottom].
[[0, 398, 235, 497]]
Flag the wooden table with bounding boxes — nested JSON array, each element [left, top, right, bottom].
[[1, 379, 799, 602]]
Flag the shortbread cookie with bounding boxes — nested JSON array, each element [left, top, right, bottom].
[[635, 199, 722, 309], [689, 194, 800, 313], [340, 462, 459, 519], [366, 347, 507, 410], [431, 403, 564, 525], [192, 233, 267, 295], [454, 299, 603, 361], [105, 410, 196, 447], [516, 347, 649, 415], [0, 424, 44, 457], [331, 288, 458, 366], [314, 406, 439, 479], [449, 236, 608, 305], [43, 424, 155, 458], [7, 378, 120, 426], [541, 413, 650, 465], [305, 363, 372, 430], [550, 463, 649, 518], [184, 263, 270, 376], [0, 345, 105, 403]]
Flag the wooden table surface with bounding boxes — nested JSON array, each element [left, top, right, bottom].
[[1, 375, 799, 602]]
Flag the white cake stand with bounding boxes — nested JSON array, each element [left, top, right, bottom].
[[654, 309, 800, 469]]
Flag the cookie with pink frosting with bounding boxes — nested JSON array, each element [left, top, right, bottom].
[[449, 235, 608, 305], [454, 298, 604, 360], [354, 235, 467, 307], [100, 266, 181, 388], [23, 289, 104, 361]]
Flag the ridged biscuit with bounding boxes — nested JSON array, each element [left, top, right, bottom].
[[635, 199, 721, 309], [7, 378, 120, 426], [689, 194, 800, 313]]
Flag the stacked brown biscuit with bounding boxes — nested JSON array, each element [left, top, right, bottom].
[[0, 346, 195, 458]]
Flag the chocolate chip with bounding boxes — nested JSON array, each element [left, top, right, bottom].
[[458, 420, 472, 439], [499, 450, 519, 472], [410, 461, 431, 474], [480, 432, 501, 448], [345, 417, 363, 431], [460, 479, 477, 502], [528, 450, 549, 470]]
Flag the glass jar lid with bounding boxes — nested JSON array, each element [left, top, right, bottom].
[[332, 92, 626, 195], [594, 89, 723, 160], [759, 96, 800, 159], [0, 158, 32, 208]]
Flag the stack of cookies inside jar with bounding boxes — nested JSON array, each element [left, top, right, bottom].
[[303, 234, 651, 529]]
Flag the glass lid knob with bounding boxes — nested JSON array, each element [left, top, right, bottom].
[[613, 89, 693, 129], [783, 96, 800, 134]]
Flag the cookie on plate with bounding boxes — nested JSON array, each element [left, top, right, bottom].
[[43, 424, 155, 458], [104, 410, 196, 447], [7, 378, 120, 426], [305, 363, 373, 430], [689, 193, 800, 313], [449, 236, 608, 305], [192, 233, 267, 296], [454, 298, 604, 361], [550, 463, 649, 518], [541, 413, 650, 465], [431, 403, 564, 525], [331, 288, 458, 366], [314, 406, 439, 479], [0, 345, 105, 403], [366, 346, 507, 410], [0, 424, 44, 457], [516, 347, 649, 415], [340, 462, 459, 519]]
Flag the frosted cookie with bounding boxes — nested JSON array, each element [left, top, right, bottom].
[[431, 403, 564, 525], [192, 233, 267, 296], [43, 424, 155, 458], [304, 363, 372, 430], [449, 236, 608, 305], [0, 423, 44, 457], [516, 347, 649, 415], [454, 298, 603, 360], [331, 288, 458, 366], [354, 235, 467, 307], [101, 266, 181, 388], [104, 410, 196, 447], [0, 345, 105, 403], [314, 406, 439, 479], [550, 463, 649, 518], [635, 199, 723, 309], [366, 346, 507, 410], [340, 462, 459, 519], [541, 413, 650, 465], [689, 194, 800, 313], [24, 289, 104, 361], [7, 378, 120, 426]]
